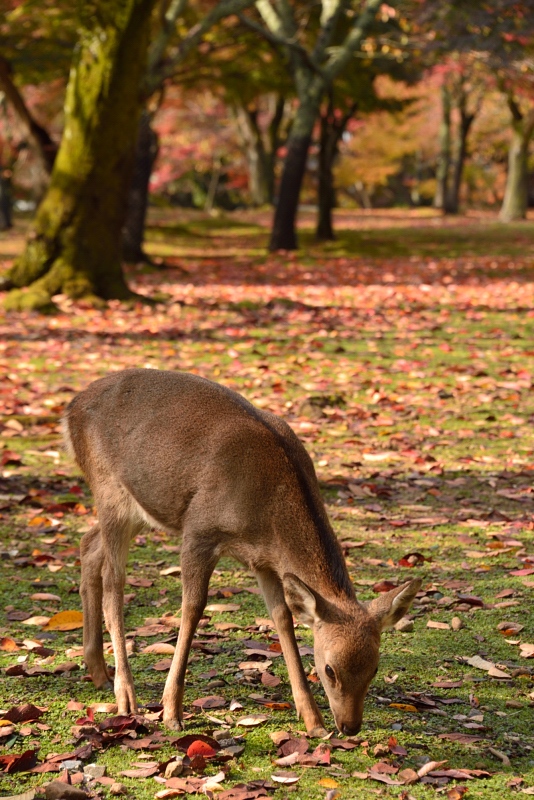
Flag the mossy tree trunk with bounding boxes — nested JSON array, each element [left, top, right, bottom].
[[499, 97, 534, 223], [5, 0, 157, 311]]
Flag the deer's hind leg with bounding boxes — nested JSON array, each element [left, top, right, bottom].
[[80, 524, 112, 689], [98, 503, 145, 715]]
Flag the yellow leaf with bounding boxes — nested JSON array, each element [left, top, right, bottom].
[[43, 610, 84, 631], [388, 703, 418, 713], [318, 778, 340, 788]]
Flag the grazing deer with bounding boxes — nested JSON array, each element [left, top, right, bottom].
[[63, 369, 420, 735]]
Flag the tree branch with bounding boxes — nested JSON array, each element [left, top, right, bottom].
[[0, 56, 57, 173], [146, 0, 256, 94], [322, 0, 385, 84]]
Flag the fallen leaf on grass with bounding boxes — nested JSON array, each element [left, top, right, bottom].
[[438, 733, 485, 744], [2, 704, 45, 723], [261, 671, 281, 687], [519, 643, 534, 658], [21, 616, 50, 626], [142, 642, 175, 655], [389, 703, 418, 713], [0, 637, 19, 651], [205, 603, 241, 613], [153, 658, 172, 671], [447, 787, 468, 800], [0, 749, 38, 773], [427, 621, 450, 630], [318, 777, 339, 788], [191, 695, 226, 710], [120, 765, 159, 778], [126, 576, 153, 587], [464, 655, 511, 678], [43, 610, 83, 631], [236, 714, 269, 727], [271, 770, 300, 784]]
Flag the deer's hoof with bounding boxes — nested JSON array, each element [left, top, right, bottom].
[[163, 717, 184, 731], [307, 725, 328, 738]]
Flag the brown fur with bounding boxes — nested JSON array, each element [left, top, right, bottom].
[[64, 369, 420, 734]]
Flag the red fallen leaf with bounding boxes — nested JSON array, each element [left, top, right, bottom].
[[388, 736, 408, 756], [186, 740, 218, 758], [5, 664, 26, 676], [2, 703, 45, 723], [188, 754, 207, 771], [191, 695, 227, 709], [329, 738, 360, 750], [398, 552, 428, 568], [311, 743, 331, 765], [372, 580, 398, 593], [76, 707, 95, 725], [278, 737, 309, 757], [456, 594, 484, 607], [1, 450, 22, 466], [510, 568, 534, 576], [68, 485, 84, 496], [175, 734, 220, 753], [0, 748, 38, 773]]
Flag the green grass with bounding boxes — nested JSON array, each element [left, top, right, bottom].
[[0, 209, 534, 798]]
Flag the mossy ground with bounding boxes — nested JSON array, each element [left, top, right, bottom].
[[0, 208, 533, 798]]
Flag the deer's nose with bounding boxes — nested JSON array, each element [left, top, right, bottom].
[[341, 722, 361, 736]]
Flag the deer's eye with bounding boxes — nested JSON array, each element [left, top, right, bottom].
[[325, 664, 335, 681]]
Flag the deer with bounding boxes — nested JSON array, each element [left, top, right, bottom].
[[63, 369, 420, 736]]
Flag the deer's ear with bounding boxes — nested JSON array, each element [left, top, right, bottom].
[[366, 578, 421, 632], [283, 573, 321, 627]]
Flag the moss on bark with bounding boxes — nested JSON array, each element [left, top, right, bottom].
[[6, 0, 158, 311]]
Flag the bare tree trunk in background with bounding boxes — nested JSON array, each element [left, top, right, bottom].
[[122, 110, 159, 263]]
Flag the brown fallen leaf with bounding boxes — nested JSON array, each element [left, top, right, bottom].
[[142, 642, 175, 655], [43, 610, 83, 631]]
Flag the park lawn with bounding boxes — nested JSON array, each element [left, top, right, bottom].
[[0, 208, 533, 798]]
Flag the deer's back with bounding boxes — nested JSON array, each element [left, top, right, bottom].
[[65, 370, 321, 533]]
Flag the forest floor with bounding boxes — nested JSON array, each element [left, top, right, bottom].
[[0, 208, 534, 800]]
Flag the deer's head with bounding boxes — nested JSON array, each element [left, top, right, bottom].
[[283, 575, 421, 735]]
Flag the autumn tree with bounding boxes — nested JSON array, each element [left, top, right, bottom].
[[420, 0, 534, 221], [238, 0, 397, 251], [433, 59, 484, 214]]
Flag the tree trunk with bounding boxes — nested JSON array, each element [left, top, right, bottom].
[[122, 111, 159, 263], [5, 0, 157, 311], [444, 109, 474, 214], [434, 83, 451, 210], [0, 173, 12, 230], [236, 106, 271, 206], [499, 114, 534, 222], [316, 109, 337, 241], [269, 96, 318, 251], [0, 57, 58, 175]]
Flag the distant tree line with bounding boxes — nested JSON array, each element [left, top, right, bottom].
[[0, 0, 533, 309]]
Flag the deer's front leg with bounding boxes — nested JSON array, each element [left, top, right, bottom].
[[80, 524, 112, 690], [256, 569, 326, 735], [162, 536, 218, 729]]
